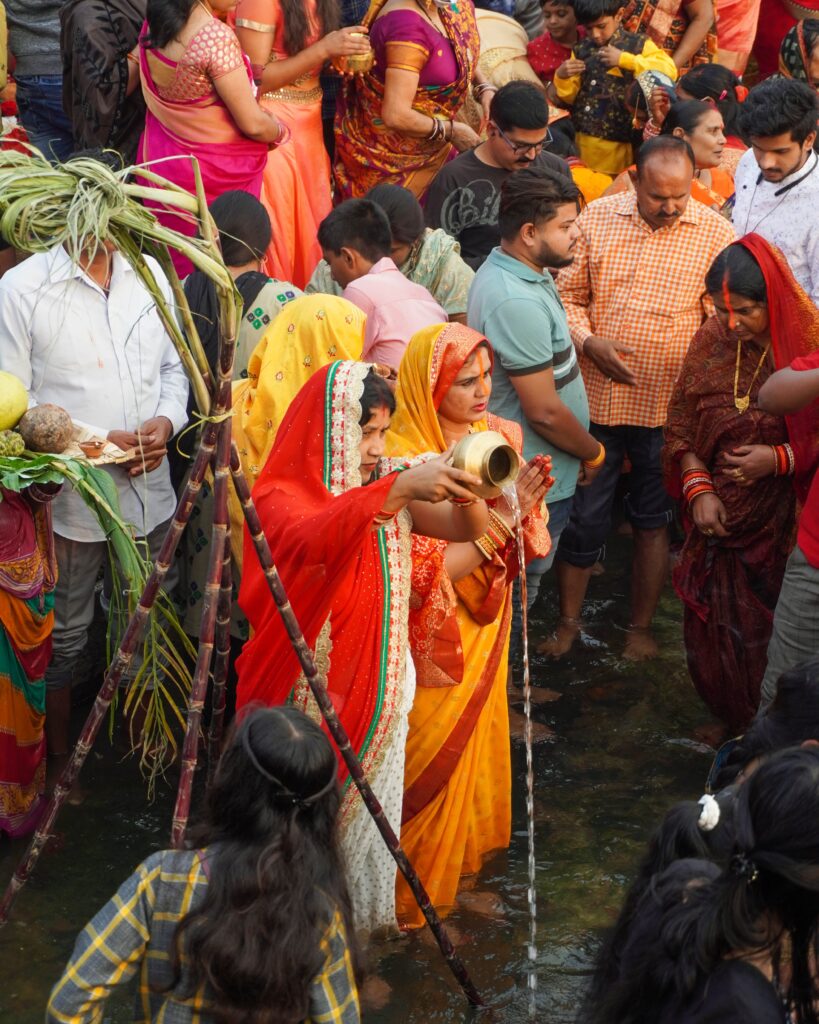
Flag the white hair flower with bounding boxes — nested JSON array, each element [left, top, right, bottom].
[[697, 794, 720, 832]]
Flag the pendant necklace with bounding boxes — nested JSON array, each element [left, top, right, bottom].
[[733, 337, 770, 414]]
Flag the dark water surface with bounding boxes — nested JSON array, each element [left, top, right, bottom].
[[0, 533, 713, 1023]]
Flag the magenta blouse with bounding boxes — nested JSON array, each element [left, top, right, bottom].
[[370, 9, 459, 87]]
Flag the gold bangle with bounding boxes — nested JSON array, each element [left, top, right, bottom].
[[583, 443, 606, 470], [488, 507, 514, 540]]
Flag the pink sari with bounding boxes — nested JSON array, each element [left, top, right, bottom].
[[137, 21, 269, 275]]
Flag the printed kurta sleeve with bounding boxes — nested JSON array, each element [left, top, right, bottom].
[[552, 63, 582, 105], [434, 248, 475, 317], [308, 910, 361, 1023], [554, 228, 594, 348], [46, 856, 161, 1024], [618, 39, 679, 79]]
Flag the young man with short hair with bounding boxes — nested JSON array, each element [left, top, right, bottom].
[[318, 199, 446, 369], [732, 77, 819, 306], [468, 165, 598, 624], [424, 81, 572, 270]]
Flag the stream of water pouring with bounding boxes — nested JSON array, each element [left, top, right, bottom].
[[502, 483, 538, 1018]]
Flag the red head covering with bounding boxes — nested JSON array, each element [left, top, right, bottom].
[[736, 233, 819, 502]]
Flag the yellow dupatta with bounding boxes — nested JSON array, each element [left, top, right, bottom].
[[229, 294, 365, 568], [385, 322, 548, 927]]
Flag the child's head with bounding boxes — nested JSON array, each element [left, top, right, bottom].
[[540, 0, 577, 42], [570, 0, 624, 45], [317, 198, 392, 288]]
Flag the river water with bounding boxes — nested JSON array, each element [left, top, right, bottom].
[[0, 531, 713, 1023]]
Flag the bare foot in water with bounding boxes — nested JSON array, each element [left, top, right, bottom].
[[537, 617, 581, 659], [360, 976, 392, 1012], [623, 626, 659, 661], [457, 889, 507, 920], [508, 708, 555, 743], [46, 755, 87, 806]]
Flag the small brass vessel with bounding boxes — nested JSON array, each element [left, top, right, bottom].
[[450, 431, 520, 499], [331, 35, 375, 75]]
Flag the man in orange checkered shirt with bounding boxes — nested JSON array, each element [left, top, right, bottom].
[[543, 136, 735, 661]]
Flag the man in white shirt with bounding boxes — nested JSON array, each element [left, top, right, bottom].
[[732, 77, 819, 306], [0, 240, 189, 764]]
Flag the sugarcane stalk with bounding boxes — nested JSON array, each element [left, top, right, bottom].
[[229, 443, 484, 1008], [207, 535, 233, 782], [170, 422, 231, 847], [0, 427, 220, 926]]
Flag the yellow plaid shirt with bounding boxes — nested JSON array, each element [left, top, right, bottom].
[[46, 848, 360, 1024], [557, 191, 736, 427]]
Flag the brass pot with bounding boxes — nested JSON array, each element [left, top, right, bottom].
[[450, 430, 520, 499], [331, 37, 375, 75]]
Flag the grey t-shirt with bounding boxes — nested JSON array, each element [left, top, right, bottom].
[[6, 0, 64, 76], [425, 148, 571, 270]]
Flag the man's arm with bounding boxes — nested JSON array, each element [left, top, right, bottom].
[[424, 168, 452, 230], [758, 365, 819, 415], [555, 226, 593, 348], [0, 280, 34, 389], [509, 367, 599, 462]]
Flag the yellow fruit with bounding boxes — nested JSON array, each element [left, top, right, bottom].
[[0, 371, 28, 430]]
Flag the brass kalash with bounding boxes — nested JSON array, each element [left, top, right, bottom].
[[450, 431, 520, 499], [331, 34, 375, 75]]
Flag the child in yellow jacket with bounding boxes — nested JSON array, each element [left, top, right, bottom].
[[550, 0, 677, 174]]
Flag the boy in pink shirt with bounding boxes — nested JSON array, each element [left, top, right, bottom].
[[318, 199, 446, 370]]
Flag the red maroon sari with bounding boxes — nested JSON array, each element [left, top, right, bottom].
[[664, 234, 819, 730]]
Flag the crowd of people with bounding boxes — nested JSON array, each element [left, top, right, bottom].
[[0, 0, 819, 1020]]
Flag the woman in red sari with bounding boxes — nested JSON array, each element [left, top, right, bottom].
[[236, 360, 488, 933], [137, 0, 283, 275], [385, 323, 551, 927], [663, 235, 819, 732], [334, 0, 494, 200]]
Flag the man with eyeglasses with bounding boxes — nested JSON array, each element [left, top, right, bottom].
[[425, 80, 571, 270]]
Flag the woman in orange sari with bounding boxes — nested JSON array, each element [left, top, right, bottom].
[[334, 0, 494, 201], [137, 0, 283, 276], [234, 0, 371, 287], [385, 323, 552, 928]]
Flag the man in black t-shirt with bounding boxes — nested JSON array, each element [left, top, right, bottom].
[[425, 81, 571, 270]]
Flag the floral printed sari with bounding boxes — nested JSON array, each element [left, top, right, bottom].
[[334, 0, 480, 200]]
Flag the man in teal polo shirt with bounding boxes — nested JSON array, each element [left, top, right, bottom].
[[467, 165, 604, 651]]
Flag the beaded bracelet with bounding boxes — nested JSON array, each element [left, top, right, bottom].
[[583, 443, 606, 470], [681, 466, 716, 506], [771, 443, 795, 477]]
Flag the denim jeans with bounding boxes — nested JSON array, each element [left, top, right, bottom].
[[16, 75, 74, 163]]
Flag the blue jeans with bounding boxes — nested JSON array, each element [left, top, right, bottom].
[[510, 495, 574, 659], [16, 76, 74, 163]]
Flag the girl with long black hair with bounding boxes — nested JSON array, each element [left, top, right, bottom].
[[47, 706, 362, 1023], [586, 745, 819, 1024]]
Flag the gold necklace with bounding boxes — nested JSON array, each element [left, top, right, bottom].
[[733, 337, 771, 414]]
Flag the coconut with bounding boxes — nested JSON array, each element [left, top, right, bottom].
[[18, 404, 74, 454], [0, 370, 28, 430]]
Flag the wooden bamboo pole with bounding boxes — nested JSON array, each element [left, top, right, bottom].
[[229, 443, 485, 1008], [206, 536, 233, 783], [0, 428, 219, 926], [170, 422, 231, 847]]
